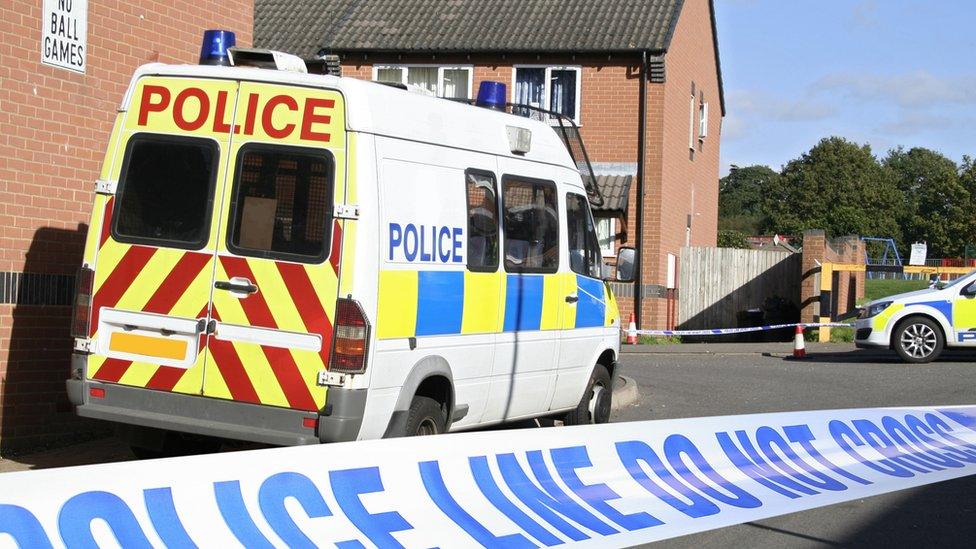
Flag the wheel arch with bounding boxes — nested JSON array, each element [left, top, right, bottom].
[[889, 312, 948, 350], [383, 355, 455, 437]]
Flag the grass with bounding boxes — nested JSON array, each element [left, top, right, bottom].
[[862, 278, 928, 303], [635, 334, 683, 345], [807, 326, 855, 343]]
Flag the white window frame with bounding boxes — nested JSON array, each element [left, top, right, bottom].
[[510, 65, 583, 125], [689, 94, 697, 150], [371, 64, 475, 99], [596, 217, 616, 257], [699, 100, 709, 140]]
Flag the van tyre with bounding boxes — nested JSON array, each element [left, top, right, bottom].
[[406, 396, 447, 436], [564, 364, 612, 425], [894, 316, 944, 363]]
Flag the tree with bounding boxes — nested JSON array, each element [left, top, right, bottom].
[[718, 165, 779, 234], [717, 230, 752, 249], [761, 137, 903, 242], [883, 147, 969, 258]]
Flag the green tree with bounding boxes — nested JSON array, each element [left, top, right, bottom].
[[717, 230, 752, 249], [761, 137, 903, 242], [718, 165, 779, 234], [883, 147, 968, 258]]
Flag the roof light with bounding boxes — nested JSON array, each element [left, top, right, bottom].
[[199, 30, 235, 66], [476, 81, 507, 111]]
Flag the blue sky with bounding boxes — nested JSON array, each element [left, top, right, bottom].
[[714, 0, 976, 176]]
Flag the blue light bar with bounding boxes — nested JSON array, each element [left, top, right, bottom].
[[476, 81, 507, 111], [200, 30, 236, 66]]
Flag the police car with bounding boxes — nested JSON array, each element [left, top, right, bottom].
[[855, 271, 976, 363], [66, 32, 629, 456]]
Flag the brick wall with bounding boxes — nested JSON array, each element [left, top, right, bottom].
[[0, 1, 253, 453], [800, 230, 866, 323]]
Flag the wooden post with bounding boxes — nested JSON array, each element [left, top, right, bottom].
[[819, 262, 833, 342]]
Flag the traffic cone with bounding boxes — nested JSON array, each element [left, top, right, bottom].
[[626, 313, 638, 345], [792, 324, 806, 358]]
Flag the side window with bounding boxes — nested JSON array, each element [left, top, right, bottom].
[[465, 170, 499, 271], [502, 176, 559, 273], [566, 193, 602, 279], [113, 134, 218, 249], [228, 145, 334, 263]]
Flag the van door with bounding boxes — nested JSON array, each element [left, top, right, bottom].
[[484, 165, 561, 420], [86, 77, 239, 396], [203, 82, 346, 412], [552, 192, 607, 410]]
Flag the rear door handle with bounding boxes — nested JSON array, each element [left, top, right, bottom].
[[215, 278, 258, 295], [565, 295, 579, 304]]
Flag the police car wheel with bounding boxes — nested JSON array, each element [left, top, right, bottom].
[[405, 396, 447, 436], [894, 317, 943, 363], [563, 364, 613, 425]]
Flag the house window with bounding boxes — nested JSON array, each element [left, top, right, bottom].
[[373, 65, 473, 99], [595, 217, 615, 257], [512, 66, 582, 123], [699, 101, 709, 140], [688, 94, 697, 150]]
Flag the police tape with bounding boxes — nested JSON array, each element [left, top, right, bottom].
[[2, 406, 976, 547], [626, 322, 855, 337]]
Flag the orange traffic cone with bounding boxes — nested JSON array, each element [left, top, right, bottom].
[[793, 325, 806, 358], [626, 313, 638, 345]]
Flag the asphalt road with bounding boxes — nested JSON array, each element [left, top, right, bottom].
[[613, 345, 976, 548]]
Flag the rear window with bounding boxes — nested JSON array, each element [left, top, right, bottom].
[[113, 134, 218, 249], [227, 145, 334, 263]]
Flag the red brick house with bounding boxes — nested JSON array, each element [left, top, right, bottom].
[[256, 0, 725, 330], [0, 1, 253, 452]]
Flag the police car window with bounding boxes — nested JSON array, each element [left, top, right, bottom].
[[502, 177, 558, 273], [566, 193, 602, 279], [113, 135, 217, 249], [465, 170, 499, 271], [229, 146, 333, 263]]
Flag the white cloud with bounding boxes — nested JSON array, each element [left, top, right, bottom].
[[816, 70, 976, 108], [850, 0, 878, 28], [728, 89, 838, 122]]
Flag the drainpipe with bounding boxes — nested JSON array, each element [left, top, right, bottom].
[[634, 51, 648, 329]]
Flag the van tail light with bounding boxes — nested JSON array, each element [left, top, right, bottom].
[[71, 266, 95, 339], [329, 298, 370, 374]]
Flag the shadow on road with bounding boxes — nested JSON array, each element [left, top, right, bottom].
[[776, 348, 976, 365]]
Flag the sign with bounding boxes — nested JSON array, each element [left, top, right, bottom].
[[1, 405, 975, 546], [910, 242, 927, 266], [40, 0, 87, 73]]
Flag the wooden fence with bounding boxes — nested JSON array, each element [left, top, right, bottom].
[[678, 247, 801, 330]]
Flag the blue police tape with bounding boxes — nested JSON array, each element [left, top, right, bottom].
[[626, 322, 855, 337], [2, 405, 976, 547]]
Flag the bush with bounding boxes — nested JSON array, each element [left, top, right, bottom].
[[717, 230, 751, 249]]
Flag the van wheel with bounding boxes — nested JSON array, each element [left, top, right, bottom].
[[405, 396, 447, 436], [563, 364, 612, 425], [893, 316, 944, 363]]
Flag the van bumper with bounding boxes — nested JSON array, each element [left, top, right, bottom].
[[67, 357, 365, 446]]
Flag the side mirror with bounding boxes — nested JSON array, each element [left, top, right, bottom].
[[615, 247, 636, 283], [962, 283, 976, 298]]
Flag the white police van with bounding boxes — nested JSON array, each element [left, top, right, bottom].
[[66, 33, 631, 455], [855, 270, 976, 363]]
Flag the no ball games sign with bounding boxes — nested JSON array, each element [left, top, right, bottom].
[[41, 0, 87, 73]]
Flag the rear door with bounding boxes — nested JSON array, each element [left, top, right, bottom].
[[203, 82, 346, 412], [86, 77, 239, 395]]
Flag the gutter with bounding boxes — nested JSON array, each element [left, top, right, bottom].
[[634, 50, 648, 329]]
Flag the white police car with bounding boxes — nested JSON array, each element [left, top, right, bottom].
[[855, 270, 976, 362]]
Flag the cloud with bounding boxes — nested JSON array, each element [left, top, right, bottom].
[[728, 90, 839, 122], [879, 111, 974, 137], [816, 71, 976, 108]]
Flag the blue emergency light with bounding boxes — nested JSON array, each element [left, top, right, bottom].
[[199, 30, 235, 66], [476, 81, 507, 111]]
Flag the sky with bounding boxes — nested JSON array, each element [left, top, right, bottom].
[[713, 0, 976, 176]]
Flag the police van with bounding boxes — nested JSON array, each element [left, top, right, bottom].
[[855, 270, 976, 363], [66, 37, 630, 455]]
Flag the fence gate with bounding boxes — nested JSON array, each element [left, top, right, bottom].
[[678, 247, 801, 330]]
